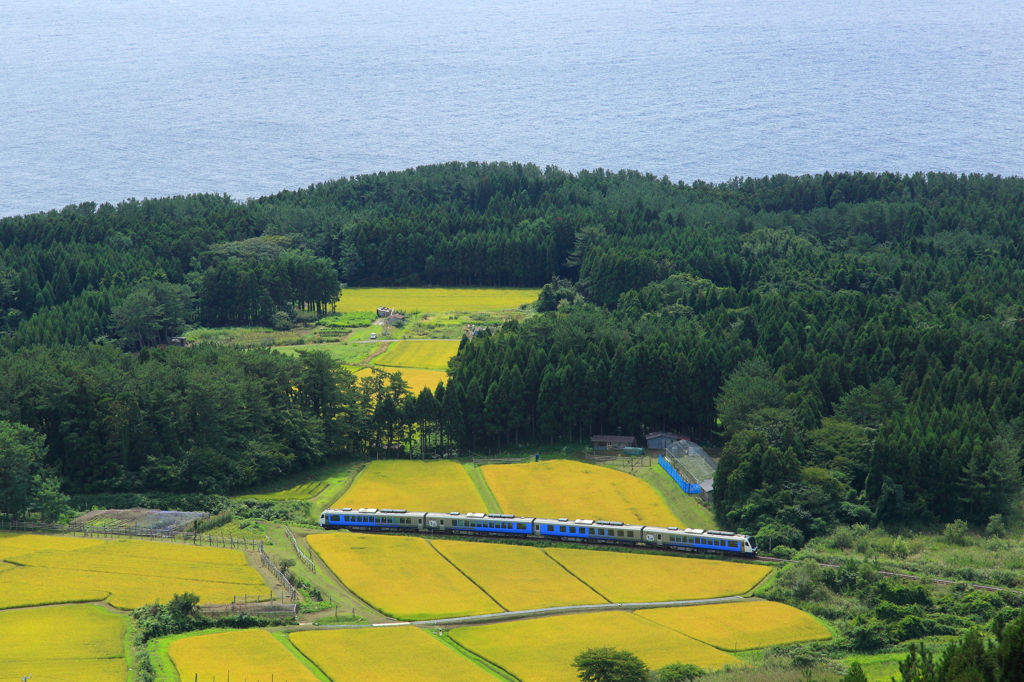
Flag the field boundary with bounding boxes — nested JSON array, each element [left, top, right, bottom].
[[285, 526, 317, 574], [425, 539, 508, 613], [541, 549, 614, 603], [427, 630, 521, 682]]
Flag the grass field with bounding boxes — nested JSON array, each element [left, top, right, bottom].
[[432, 540, 608, 611], [336, 287, 539, 312], [545, 547, 772, 602], [307, 532, 501, 620], [637, 601, 832, 650], [375, 340, 461, 371], [336, 459, 487, 512], [451, 611, 740, 682], [291, 626, 499, 682], [0, 535, 268, 610], [273, 341, 376, 365], [481, 460, 682, 526], [169, 629, 322, 682]]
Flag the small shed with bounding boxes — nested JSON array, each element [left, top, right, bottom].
[[590, 435, 637, 451], [386, 313, 405, 327], [377, 306, 392, 317], [699, 479, 714, 503], [168, 337, 188, 347], [646, 431, 685, 449]]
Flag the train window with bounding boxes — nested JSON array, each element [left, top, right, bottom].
[[617, 530, 624, 537], [627, 531, 634, 537], [517, 523, 526, 530], [589, 528, 595, 535], [728, 540, 738, 548], [559, 526, 566, 532], [597, 529, 604, 536], [547, 525, 554, 531]]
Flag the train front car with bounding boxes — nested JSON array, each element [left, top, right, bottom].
[[643, 527, 758, 556], [425, 511, 534, 536], [320, 507, 427, 531]]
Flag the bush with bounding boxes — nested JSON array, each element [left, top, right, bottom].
[[271, 311, 292, 331], [656, 663, 706, 681], [944, 519, 969, 545], [986, 514, 1006, 538]]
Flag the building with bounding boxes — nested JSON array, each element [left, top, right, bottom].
[[376, 306, 392, 317], [700, 479, 714, 503], [590, 435, 637, 451], [645, 431, 685, 449]]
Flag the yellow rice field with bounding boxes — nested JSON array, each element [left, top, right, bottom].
[[432, 539, 607, 611], [336, 459, 487, 512], [169, 630, 321, 682], [291, 626, 497, 682], [308, 532, 501, 620], [481, 460, 682, 526], [376, 367, 449, 393], [0, 531, 104, 560], [545, 548, 772, 602], [336, 287, 539, 313], [451, 611, 740, 682], [0, 535, 268, 610], [0, 659, 128, 682], [0, 603, 125, 662], [375, 340, 461, 371], [637, 601, 832, 650]]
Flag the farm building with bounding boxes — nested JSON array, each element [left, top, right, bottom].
[[377, 306, 393, 317], [645, 431, 686, 449], [590, 435, 637, 451]]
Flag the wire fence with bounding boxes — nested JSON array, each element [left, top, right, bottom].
[[284, 525, 316, 574], [259, 541, 298, 601], [658, 455, 703, 494], [0, 519, 260, 550]]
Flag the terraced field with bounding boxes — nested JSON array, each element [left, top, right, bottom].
[[335, 287, 539, 312], [291, 626, 497, 682], [546, 547, 772, 602], [0, 535, 268, 609], [637, 600, 832, 650], [450, 611, 741, 682], [335, 459, 487, 512], [432, 540, 607, 611], [169, 630, 322, 682], [481, 459, 683, 525], [0, 604, 127, 682], [375, 340, 461, 371], [307, 533, 501, 620]]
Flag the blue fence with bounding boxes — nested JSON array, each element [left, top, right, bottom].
[[659, 455, 702, 494]]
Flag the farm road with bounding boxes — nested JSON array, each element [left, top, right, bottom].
[[288, 595, 748, 632]]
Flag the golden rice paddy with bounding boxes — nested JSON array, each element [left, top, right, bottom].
[[372, 367, 449, 394], [637, 601, 832, 650], [169, 629, 321, 682], [336, 287, 539, 313], [545, 547, 772, 602], [0, 531, 104, 560], [0, 603, 127, 682], [432, 539, 607, 611], [291, 626, 497, 682], [335, 459, 487, 512], [0, 603, 125, 662], [375, 340, 461, 371], [0, 535, 268, 610], [308, 532, 501, 620], [481, 460, 682, 526], [451, 611, 740, 682]]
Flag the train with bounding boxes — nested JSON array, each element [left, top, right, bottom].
[[318, 507, 758, 556]]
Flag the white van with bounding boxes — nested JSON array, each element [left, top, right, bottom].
[[369, 332, 377, 340]]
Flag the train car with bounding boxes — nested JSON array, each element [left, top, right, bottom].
[[642, 526, 757, 555], [319, 507, 426, 531], [535, 518, 644, 544], [426, 511, 534, 535]]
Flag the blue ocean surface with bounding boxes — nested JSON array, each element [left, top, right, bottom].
[[1, 0, 1022, 218]]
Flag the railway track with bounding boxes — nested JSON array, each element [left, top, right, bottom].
[[756, 556, 1020, 594]]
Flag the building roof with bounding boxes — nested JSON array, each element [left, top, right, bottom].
[[646, 431, 685, 441], [700, 480, 714, 492], [590, 435, 636, 444]]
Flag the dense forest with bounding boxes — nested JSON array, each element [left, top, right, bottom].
[[2, 163, 1024, 550]]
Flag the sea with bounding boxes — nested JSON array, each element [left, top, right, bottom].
[[1, 0, 1022, 218]]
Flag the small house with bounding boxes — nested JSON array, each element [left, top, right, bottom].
[[376, 306, 392, 317], [699, 479, 714, 503], [590, 435, 637, 451], [386, 313, 405, 327], [645, 431, 685, 449]]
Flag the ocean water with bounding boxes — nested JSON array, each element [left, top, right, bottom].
[[1, 0, 1022, 218]]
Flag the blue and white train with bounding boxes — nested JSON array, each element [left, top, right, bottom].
[[319, 507, 758, 556]]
